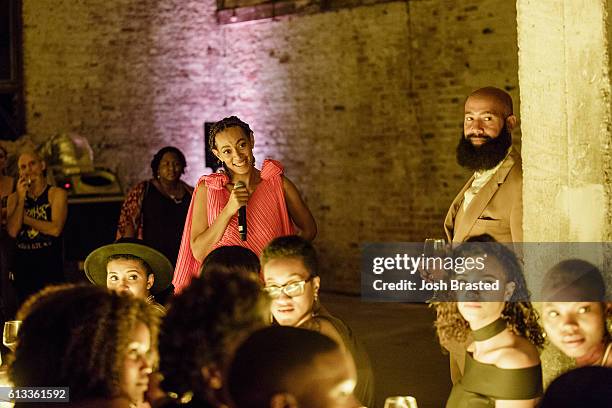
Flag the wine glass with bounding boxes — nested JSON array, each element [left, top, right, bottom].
[[3, 320, 21, 352], [421, 238, 447, 281], [423, 238, 446, 257], [384, 396, 418, 408]]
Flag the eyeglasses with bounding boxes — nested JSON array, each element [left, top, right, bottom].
[[263, 276, 314, 299]]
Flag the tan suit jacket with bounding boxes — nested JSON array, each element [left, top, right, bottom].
[[444, 148, 523, 244], [442, 149, 523, 383]]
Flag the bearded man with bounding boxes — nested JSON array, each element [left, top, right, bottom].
[[444, 87, 522, 244]]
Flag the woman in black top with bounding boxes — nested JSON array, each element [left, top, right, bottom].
[[116, 146, 193, 266]]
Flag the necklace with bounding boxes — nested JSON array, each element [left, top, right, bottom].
[[168, 194, 183, 204], [156, 179, 184, 204], [472, 317, 507, 341]]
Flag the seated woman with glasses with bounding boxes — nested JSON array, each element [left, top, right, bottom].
[[261, 235, 374, 408], [434, 237, 545, 408]]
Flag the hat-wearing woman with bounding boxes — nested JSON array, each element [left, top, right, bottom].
[[116, 146, 194, 266], [10, 284, 159, 408], [261, 235, 375, 408], [84, 239, 174, 314], [173, 116, 317, 293], [541, 259, 611, 367], [434, 238, 544, 408]]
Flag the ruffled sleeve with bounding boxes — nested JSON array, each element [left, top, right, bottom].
[[204, 172, 229, 190], [260, 159, 284, 180], [116, 180, 148, 239]]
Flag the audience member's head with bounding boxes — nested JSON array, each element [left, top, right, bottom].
[[17, 150, 46, 182], [10, 284, 159, 405], [228, 326, 359, 408], [434, 235, 543, 347], [85, 238, 173, 299], [150, 146, 187, 180], [261, 235, 321, 327], [457, 87, 516, 171], [159, 271, 270, 406], [541, 259, 611, 366], [539, 366, 612, 407], [200, 245, 260, 278]]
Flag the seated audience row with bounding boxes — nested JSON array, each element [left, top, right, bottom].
[[4, 232, 611, 408], [433, 236, 611, 407]]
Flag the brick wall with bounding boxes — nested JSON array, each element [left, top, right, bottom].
[[22, 0, 519, 291]]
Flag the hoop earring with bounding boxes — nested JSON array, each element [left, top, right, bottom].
[[312, 292, 320, 317]]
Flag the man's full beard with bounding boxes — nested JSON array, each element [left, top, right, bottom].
[[456, 125, 512, 171]]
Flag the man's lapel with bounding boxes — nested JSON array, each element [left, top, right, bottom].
[[453, 149, 519, 242], [444, 174, 475, 242]]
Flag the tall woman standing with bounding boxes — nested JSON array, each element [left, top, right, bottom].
[[173, 116, 316, 292]]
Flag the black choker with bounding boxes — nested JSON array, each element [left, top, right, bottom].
[[472, 317, 507, 341]]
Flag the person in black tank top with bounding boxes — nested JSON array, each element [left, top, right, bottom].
[[6, 151, 68, 306]]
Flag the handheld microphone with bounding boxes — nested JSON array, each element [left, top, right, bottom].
[[234, 181, 248, 241]]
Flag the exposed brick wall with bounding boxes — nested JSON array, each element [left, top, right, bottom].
[[22, 0, 519, 292], [22, 0, 223, 186]]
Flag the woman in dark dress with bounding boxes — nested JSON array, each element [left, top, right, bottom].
[[117, 146, 193, 266], [434, 238, 544, 408]]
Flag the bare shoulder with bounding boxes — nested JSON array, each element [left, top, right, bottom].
[[282, 174, 295, 189], [495, 339, 540, 369], [49, 186, 68, 201]]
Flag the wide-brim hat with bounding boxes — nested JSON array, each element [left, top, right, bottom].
[[84, 240, 173, 295]]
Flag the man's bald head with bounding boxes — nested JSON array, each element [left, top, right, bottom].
[[467, 87, 514, 117]]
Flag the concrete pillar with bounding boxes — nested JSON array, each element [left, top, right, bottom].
[[517, 0, 612, 384]]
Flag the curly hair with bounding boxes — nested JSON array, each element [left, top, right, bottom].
[[201, 245, 261, 278], [9, 284, 159, 402], [261, 235, 319, 277], [433, 238, 544, 347], [150, 146, 187, 178], [159, 270, 270, 401], [208, 116, 253, 152]]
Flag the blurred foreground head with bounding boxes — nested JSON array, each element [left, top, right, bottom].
[[228, 326, 359, 408], [159, 270, 270, 405], [10, 284, 159, 405]]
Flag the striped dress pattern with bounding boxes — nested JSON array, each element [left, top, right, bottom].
[[172, 159, 294, 292]]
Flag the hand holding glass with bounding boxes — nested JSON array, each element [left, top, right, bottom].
[[3, 320, 21, 352], [422, 238, 447, 281]]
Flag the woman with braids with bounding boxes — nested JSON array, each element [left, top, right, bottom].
[[116, 146, 193, 267], [434, 236, 544, 408], [541, 259, 611, 368], [157, 270, 270, 407], [9, 284, 159, 408], [173, 116, 316, 292]]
